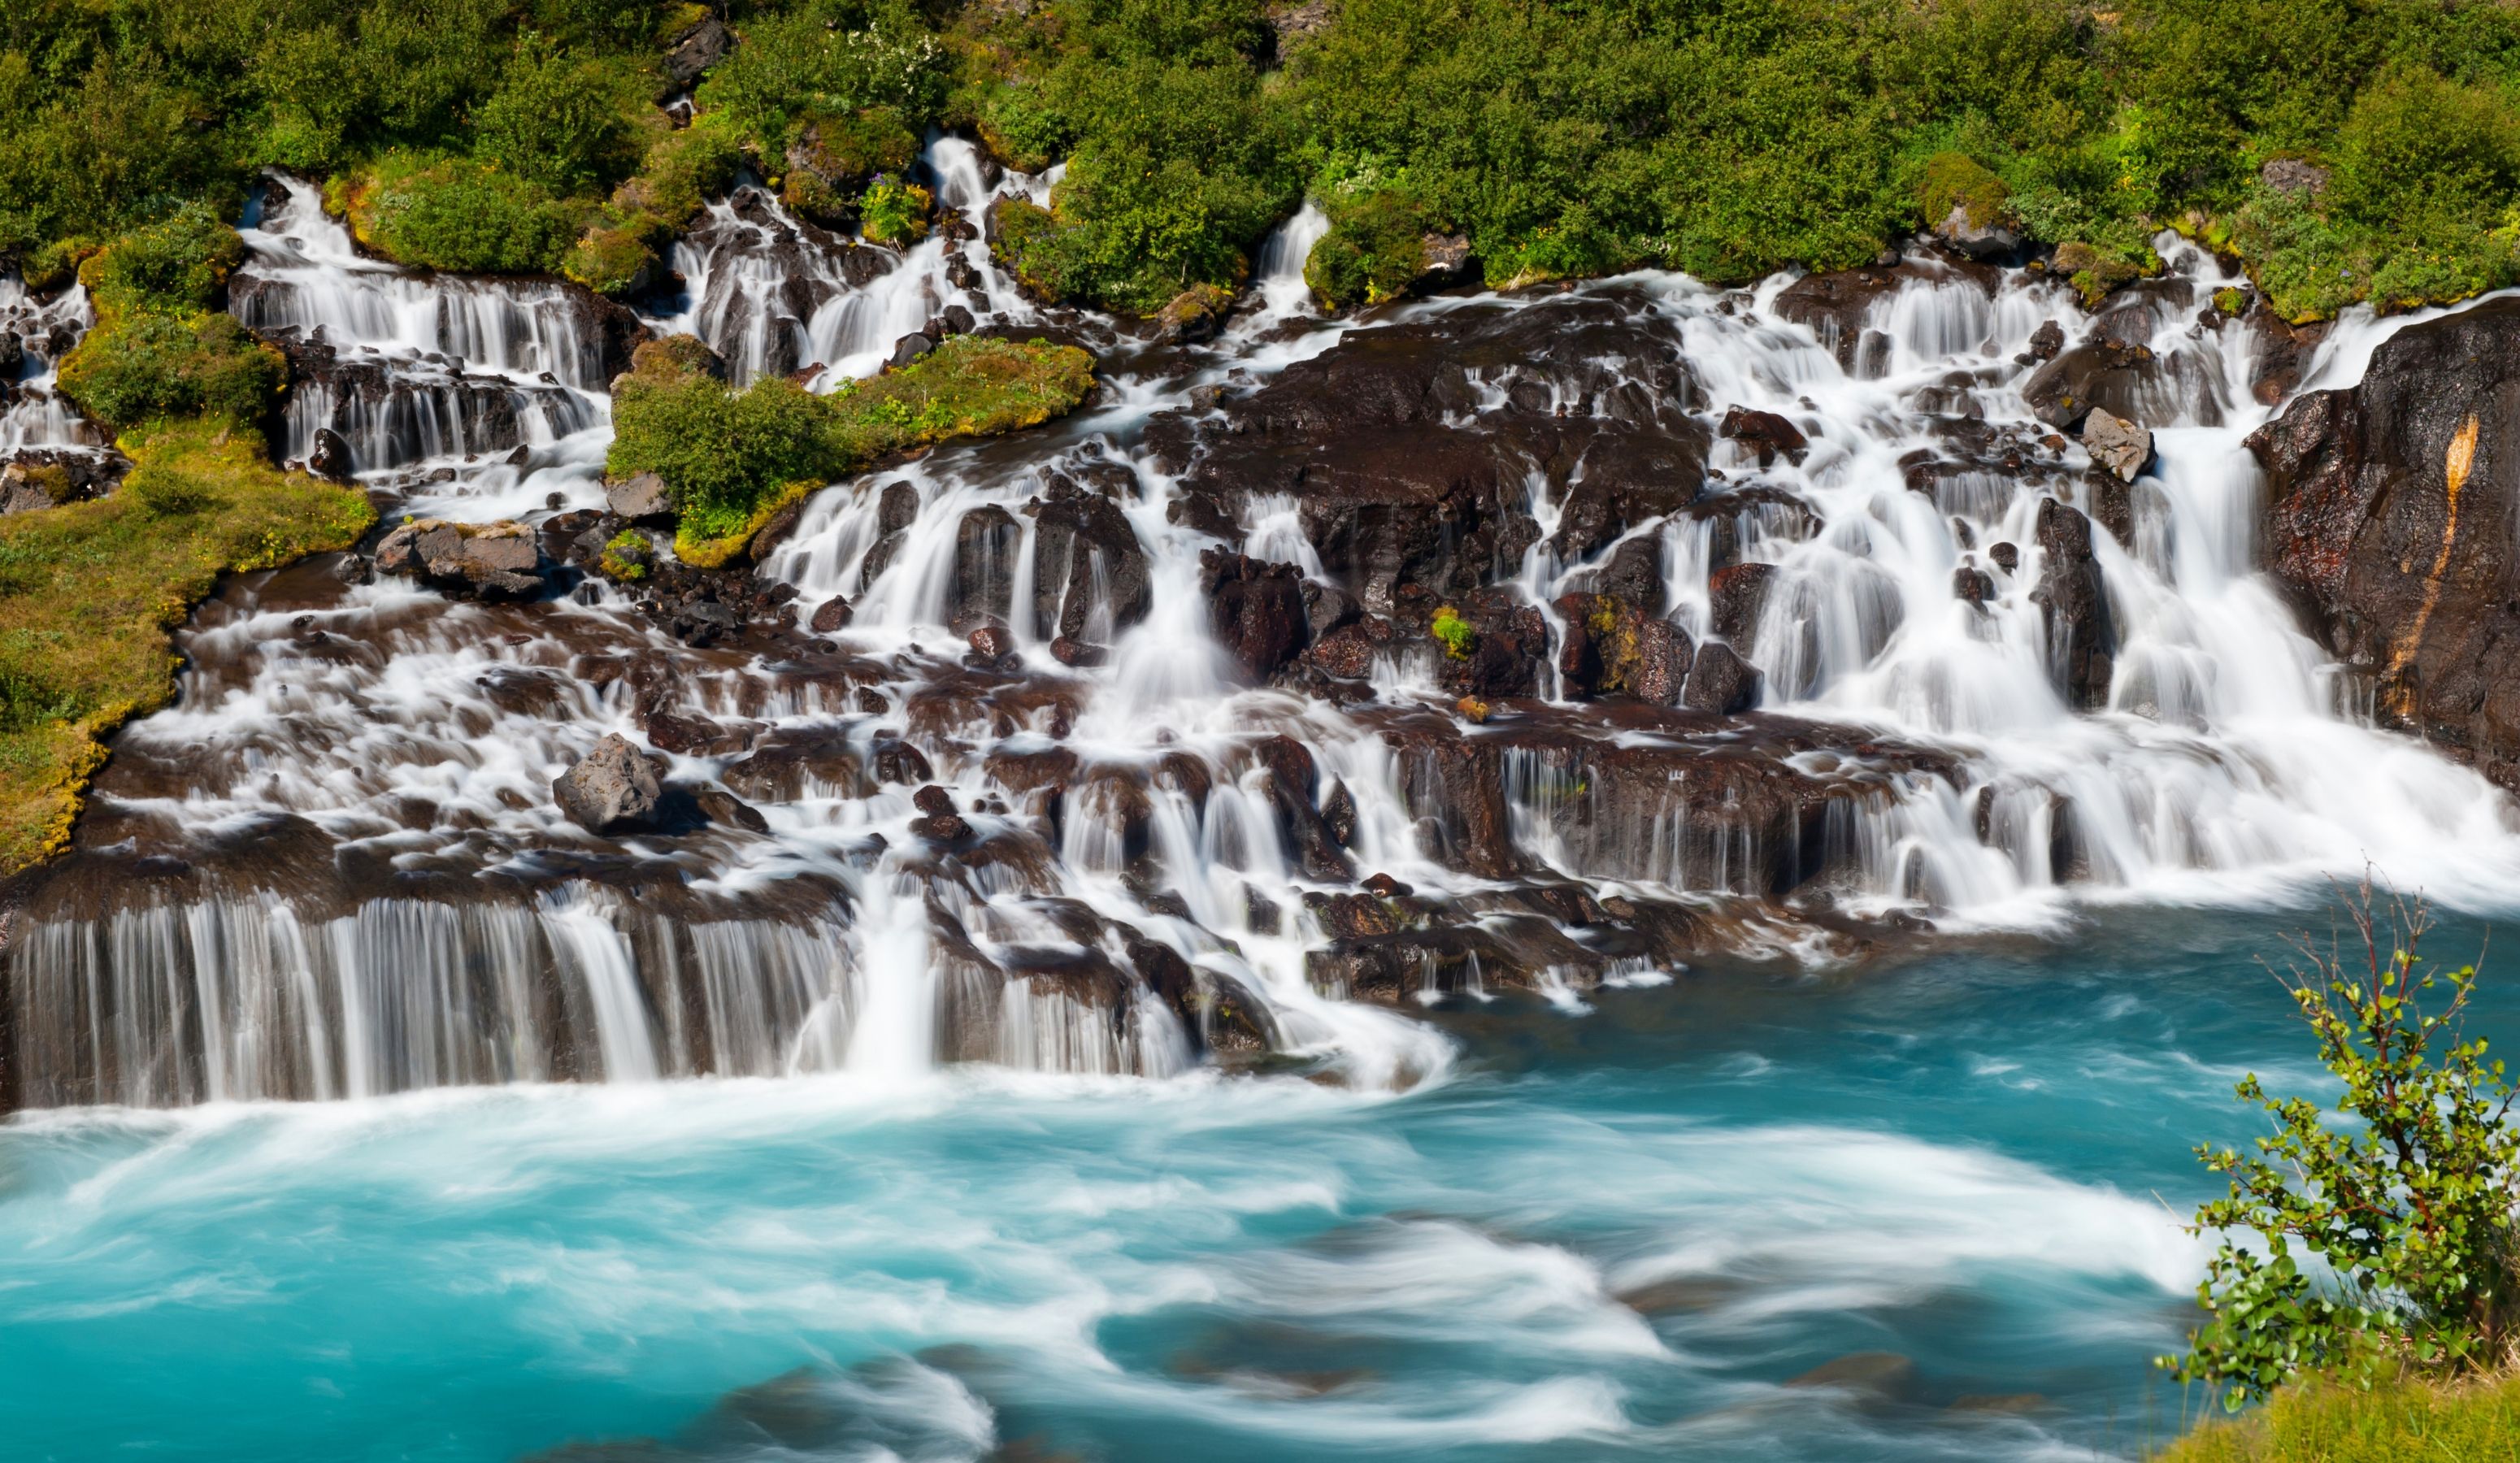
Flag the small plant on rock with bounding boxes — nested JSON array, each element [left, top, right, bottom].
[[598, 528, 650, 580], [1430, 606, 1475, 660], [2162, 881, 2520, 1410]]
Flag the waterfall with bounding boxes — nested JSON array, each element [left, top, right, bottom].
[[8, 141, 2519, 1111]]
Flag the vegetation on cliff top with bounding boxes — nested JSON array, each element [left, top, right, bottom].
[[607, 332, 1095, 562], [0, 422, 372, 873], [2158, 1370, 2520, 1462], [8, 0, 2520, 319]]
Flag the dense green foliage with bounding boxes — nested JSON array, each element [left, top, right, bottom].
[[2158, 1370, 2520, 1461], [55, 209, 281, 432], [2162, 892, 2520, 1410], [608, 332, 1096, 551], [10, 0, 2520, 317]]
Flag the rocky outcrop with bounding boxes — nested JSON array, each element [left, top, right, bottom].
[[376, 519, 550, 598], [2248, 297, 2520, 787], [1203, 551, 1310, 679], [1146, 292, 1707, 612], [1775, 254, 1996, 376], [2081, 410, 2153, 482], [1028, 479, 1150, 640]]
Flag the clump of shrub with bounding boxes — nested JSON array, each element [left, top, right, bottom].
[[1429, 606, 1474, 660], [57, 215, 282, 433], [598, 528, 652, 580], [1305, 190, 1434, 310], [336, 154, 586, 276], [608, 332, 1096, 560], [2162, 885, 2520, 1409], [858, 176, 932, 245]]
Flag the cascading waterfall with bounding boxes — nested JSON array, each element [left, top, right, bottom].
[[7, 137, 2520, 1111]]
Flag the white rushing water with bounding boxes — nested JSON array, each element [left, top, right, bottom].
[[6, 139, 2519, 1109]]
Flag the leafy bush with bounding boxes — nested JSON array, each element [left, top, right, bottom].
[[858, 176, 932, 244], [59, 310, 282, 433], [1305, 190, 1431, 310], [77, 203, 243, 315], [598, 527, 652, 580], [343, 154, 586, 275], [1430, 606, 1474, 660], [471, 35, 641, 196], [699, 7, 949, 159], [2162, 886, 2520, 1409]]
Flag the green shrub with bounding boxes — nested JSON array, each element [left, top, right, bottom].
[[343, 154, 585, 275], [57, 310, 284, 433], [2161, 888, 2520, 1409], [471, 35, 641, 196], [698, 9, 949, 158], [598, 527, 651, 580], [858, 176, 932, 244], [1305, 190, 1431, 310], [1430, 606, 1474, 660], [77, 203, 243, 315]]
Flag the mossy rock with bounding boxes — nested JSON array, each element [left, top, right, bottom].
[[1919, 152, 2009, 232]]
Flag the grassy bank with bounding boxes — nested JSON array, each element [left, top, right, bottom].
[[2160, 1370, 2520, 1461], [0, 423, 373, 872]]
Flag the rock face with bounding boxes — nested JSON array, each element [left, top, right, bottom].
[[2248, 297, 2520, 786], [606, 471, 675, 523], [554, 734, 663, 835], [1203, 551, 1310, 679], [1775, 254, 1996, 376]]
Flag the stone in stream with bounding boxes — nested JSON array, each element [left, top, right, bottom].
[[2030, 498, 2113, 710], [553, 734, 664, 835], [374, 518, 549, 599], [308, 427, 354, 482], [1681, 640, 1760, 714], [2081, 409, 2153, 482]]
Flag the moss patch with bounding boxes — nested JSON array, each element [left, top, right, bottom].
[[0, 422, 373, 873]]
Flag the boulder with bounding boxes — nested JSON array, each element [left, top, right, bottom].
[[948, 506, 1020, 631], [888, 332, 934, 371], [2030, 498, 2113, 710], [1718, 406, 1810, 468], [1681, 640, 1760, 714], [1203, 550, 1310, 679], [809, 597, 853, 633], [606, 471, 675, 523], [308, 428, 354, 482], [1553, 593, 1691, 705], [1708, 562, 1775, 649], [2081, 410, 2153, 482], [1027, 484, 1150, 640], [2248, 296, 2520, 785], [1775, 256, 1996, 375], [1152, 283, 1233, 345], [373, 518, 548, 599], [662, 14, 730, 88], [553, 734, 664, 835]]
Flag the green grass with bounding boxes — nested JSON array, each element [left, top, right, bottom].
[[0, 420, 373, 872], [2158, 1372, 2520, 1461]]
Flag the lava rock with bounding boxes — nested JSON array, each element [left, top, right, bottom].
[[662, 13, 729, 87], [1708, 562, 1775, 649], [810, 597, 853, 633], [888, 332, 934, 370], [554, 734, 664, 835], [1152, 283, 1233, 345], [1681, 640, 1761, 714], [1718, 406, 1810, 468], [2030, 498, 2114, 710], [1203, 550, 1310, 679], [308, 428, 354, 482], [2248, 296, 2520, 785]]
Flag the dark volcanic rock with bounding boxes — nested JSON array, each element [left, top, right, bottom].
[[2030, 498, 2114, 710], [2248, 297, 2520, 786], [1028, 481, 1150, 640], [1148, 293, 1707, 610], [1775, 255, 1995, 376], [1554, 593, 1691, 705], [1203, 551, 1310, 679], [1718, 406, 1810, 468], [554, 734, 663, 834], [1681, 640, 1760, 714]]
